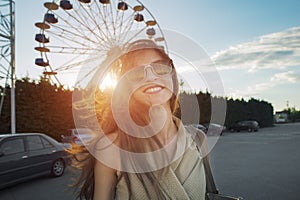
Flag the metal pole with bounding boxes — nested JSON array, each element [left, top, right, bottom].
[[10, 0, 16, 134]]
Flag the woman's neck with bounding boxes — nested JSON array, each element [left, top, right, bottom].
[[151, 104, 178, 146], [129, 102, 178, 147]]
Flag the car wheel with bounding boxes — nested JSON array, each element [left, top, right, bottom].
[[51, 159, 65, 177]]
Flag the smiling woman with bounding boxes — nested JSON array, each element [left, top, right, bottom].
[[71, 39, 207, 200]]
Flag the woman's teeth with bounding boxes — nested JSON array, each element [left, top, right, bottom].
[[145, 86, 162, 93]]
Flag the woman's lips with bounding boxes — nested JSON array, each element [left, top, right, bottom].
[[143, 86, 164, 94]]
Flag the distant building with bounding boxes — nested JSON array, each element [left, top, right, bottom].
[[274, 111, 289, 123]]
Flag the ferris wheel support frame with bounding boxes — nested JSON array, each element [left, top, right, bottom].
[[8, 0, 15, 134], [0, 0, 15, 133]]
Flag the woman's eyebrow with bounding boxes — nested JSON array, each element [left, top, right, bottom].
[[151, 59, 170, 63], [132, 59, 167, 68]]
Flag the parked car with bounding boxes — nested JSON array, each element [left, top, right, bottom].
[[0, 133, 70, 189], [191, 124, 208, 133], [228, 120, 259, 132], [61, 128, 94, 146], [204, 123, 226, 136]]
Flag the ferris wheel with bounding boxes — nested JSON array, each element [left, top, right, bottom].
[[35, 0, 167, 87]]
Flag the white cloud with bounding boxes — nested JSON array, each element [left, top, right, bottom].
[[212, 27, 300, 72], [270, 71, 299, 83], [226, 71, 300, 98]]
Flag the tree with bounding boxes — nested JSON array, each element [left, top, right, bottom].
[[0, 77, 74, 141]]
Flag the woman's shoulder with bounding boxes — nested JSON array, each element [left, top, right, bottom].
[[94, 131, 120, 149]]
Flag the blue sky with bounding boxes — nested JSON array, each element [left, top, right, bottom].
[[12, 0, 300, 111]]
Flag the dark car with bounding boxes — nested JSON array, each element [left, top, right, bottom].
[[191, 124, 208, 133], [0, 133, 70, 189], [228, 120, 259, 132]]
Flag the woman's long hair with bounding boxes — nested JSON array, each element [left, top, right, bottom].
[[71, 40, 180, 200]]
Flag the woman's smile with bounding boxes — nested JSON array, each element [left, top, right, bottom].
[[143, 85, 164, 94]]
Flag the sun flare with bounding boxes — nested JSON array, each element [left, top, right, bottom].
[[99, 72, 118, 91]]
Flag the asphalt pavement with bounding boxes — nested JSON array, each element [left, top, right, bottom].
[[0, 123, 299, 200], [210, 123, 300, 200]]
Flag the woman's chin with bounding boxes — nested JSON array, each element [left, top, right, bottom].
[[131, 87, 173, 107], [146, 91, 173, 106], [148, 97, 170, 106]]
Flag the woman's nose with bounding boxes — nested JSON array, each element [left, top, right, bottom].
[[144, 66, 158, 81]]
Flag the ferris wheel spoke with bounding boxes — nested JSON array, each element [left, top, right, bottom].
[[77, 3, 110, 47], [54, 55, 103, 72], [44, 45, 102, 54], [46, 25, 111, 54], [115, 10, 135, 45], [123, 27, 148, 46], [118, 15, 142, 45], [99, 3, 117, 38], [91, 14, 119, 48], [78, 2, 114, 44], [116, 18, 135, 44], [115, 8, 124, 34], [46, 18, 101, 49], [71, 4, 110, 46], [94, 2, 115, 46], [108, 3, 117, 37], [54, 9, 105, 45], [74, 65, 99, 86], [46, 28, 99, 51]]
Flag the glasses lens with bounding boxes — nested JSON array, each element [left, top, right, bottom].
[[126, 67, 145, 82], [151, 63, 172, 75], [151, 60, 172, 76]]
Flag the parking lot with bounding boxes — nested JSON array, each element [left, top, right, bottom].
[[0, 123, 299, 200], [210, 123, 300, 200]]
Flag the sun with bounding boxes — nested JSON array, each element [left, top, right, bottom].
[[99, 72, 118, 91]]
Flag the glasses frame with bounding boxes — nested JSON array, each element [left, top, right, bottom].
[[125, 59, 174, 83]]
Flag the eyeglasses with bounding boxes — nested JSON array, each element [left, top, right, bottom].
[[125, 59, 173, 82]]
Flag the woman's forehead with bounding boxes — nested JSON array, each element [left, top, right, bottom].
[[118, 48, 170, 75], [124, 49, 165, 66]]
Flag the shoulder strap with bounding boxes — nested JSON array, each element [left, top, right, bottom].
[[185, 126, 219, 195]]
